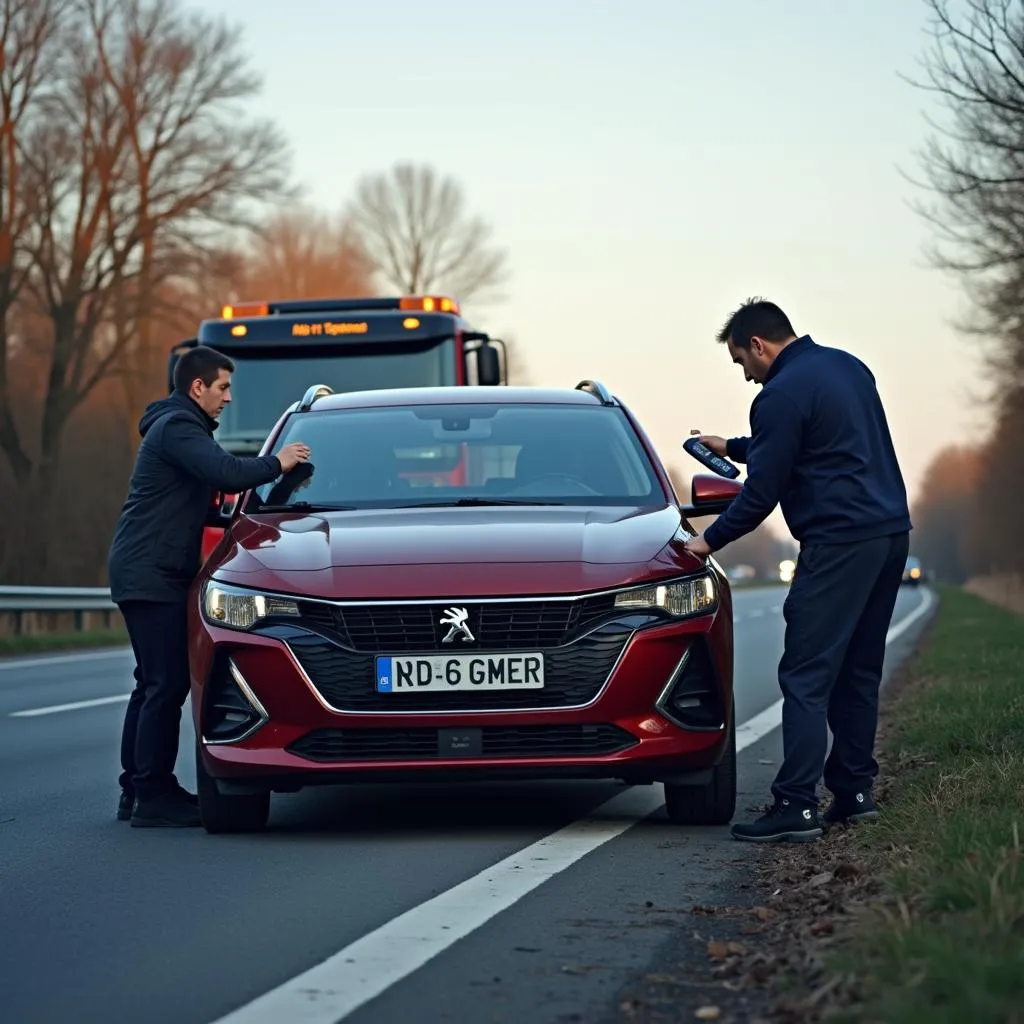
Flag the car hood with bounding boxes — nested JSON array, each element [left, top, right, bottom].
[[209, 504, 702, 599]]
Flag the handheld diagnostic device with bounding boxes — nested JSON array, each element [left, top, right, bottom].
[[682, 437, 741, 479]]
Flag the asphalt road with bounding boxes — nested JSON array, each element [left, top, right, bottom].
[[0, 583, 936, 1024]]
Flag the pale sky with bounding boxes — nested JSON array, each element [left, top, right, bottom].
[[206, 0, 986, 540]]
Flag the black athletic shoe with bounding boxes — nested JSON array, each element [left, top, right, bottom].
[[117, 790, 134, 821], [118, 784, 196, 821], [823, 790, 879, 825], [130, 791, 201, 828], [730, 799, 823, 842]]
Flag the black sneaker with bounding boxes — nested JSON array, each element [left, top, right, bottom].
[[175, 784, 199, 806], [823, 790, 879, 825], [118, 785, 195, 821], [730, 799, 823, 842], [117, 790, 134, 821], [130, 791, 201, 828]]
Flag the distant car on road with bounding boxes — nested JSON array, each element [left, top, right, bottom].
[[902, 556, 924, 586], [188, 381, 742, 834], [725, 564, 755, 582]]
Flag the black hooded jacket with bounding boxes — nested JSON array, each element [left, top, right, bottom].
[[107, 391, 283, 604]]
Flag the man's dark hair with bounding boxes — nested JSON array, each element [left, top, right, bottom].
[[716, 297, 796, 350], [173, 345, 234, 393]]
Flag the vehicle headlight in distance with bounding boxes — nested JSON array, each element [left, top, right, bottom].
[[202, 581, 300, 630], [613, 574, 717, 617]]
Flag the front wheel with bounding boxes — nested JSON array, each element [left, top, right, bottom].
[[664, 704, 737, 826], [195, 741, 271, 834]]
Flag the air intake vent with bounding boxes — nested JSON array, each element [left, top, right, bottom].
[[656, 637, 724, 731], [203, 657, 267, 743], [287, 724, 638, 762]]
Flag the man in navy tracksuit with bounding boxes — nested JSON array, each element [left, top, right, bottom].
[[683, 298, 912, 842]]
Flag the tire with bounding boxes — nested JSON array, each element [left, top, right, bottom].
[[664, 702, 737, 826], [195, 741, 271, 834]]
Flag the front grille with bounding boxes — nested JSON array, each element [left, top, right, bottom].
[[286, 619, 632, 712], [287, 723, 638, 761], [295, 594, 619, 652]]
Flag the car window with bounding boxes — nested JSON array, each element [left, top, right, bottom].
[[251, 402, 667, 509]]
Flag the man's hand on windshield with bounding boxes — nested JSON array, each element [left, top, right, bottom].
[[689, 429, 728, 458], [277, 443, 311, 473], [683, 533, 712, 560]]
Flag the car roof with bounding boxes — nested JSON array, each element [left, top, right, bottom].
[[297, 385, 621, 413]]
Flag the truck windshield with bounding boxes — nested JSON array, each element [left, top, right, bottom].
[[215, 338, 457, 449]]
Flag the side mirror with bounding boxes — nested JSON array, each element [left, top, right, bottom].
[[680, 473, 743, 516], [476, 342, 502, 386], [205, 492, 236, 528]]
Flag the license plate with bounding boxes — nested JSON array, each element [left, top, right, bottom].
[[375, 653, 544, 692]]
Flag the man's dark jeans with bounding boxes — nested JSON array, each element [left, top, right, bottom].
[[772, 530, 911, 807], [118, 600, 191, 801]]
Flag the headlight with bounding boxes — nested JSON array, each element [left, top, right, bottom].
[[613, 573, 717, 617], [202, 581, 300, 630]]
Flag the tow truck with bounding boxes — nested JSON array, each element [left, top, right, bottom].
[[166, 294, 507, 560]]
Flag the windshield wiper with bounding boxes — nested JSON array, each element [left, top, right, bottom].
[[252, 501, 357, 512], [402, 498, 566, 508]]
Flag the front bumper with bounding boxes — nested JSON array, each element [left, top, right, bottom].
[[190, 600, 734, 793]]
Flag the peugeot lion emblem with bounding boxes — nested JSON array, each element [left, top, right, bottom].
[[440, 606, 475, 643]]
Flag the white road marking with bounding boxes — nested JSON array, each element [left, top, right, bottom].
[[9, 694, 131, 717], [209, 589, 937, 1024], [0, 647, 130, 672], [885, 587, 936, 643]]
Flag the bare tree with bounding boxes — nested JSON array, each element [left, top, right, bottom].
[[965, 385, 1024, 576], [6, 0, 292, 510], [231, 206, 375, 301], [346, 162, 508, 304], [0, 0, 69, 485], [82, 0, 293, 419], [908, 443, 983, 583], [903, 0, 1024, 391]]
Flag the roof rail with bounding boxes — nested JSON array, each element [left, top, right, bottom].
[[298, 384, 334, 412], [575, 379, 614, 405]]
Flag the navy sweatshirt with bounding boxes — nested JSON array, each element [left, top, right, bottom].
[[703, 336, 911, 552]]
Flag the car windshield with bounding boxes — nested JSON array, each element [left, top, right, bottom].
[[214, 338, 457, 449], [249, 402, 667, 509]]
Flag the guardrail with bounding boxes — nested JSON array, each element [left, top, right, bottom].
[[0, 585, 119, 636]]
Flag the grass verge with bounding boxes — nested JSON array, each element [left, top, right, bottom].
[[825, 585, 1024, 1023], [0, 628, 128, 657]]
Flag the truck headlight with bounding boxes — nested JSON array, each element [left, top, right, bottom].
[[202, 581, 300, 630], [613, 574, 717, 617]]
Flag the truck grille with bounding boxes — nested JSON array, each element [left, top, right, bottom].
[[295, 594, 619, 652], [286, 619, 632, 712], [287, 723, 638, 761]]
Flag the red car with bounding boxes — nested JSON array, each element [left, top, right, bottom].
[[190, 381, 742, 833]]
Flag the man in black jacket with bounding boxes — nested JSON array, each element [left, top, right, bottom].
[[108, 345, 310, 827], [683, 298, 912, 843]]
